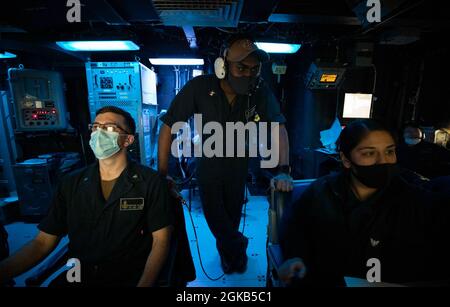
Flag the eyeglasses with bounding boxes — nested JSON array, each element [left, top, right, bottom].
[[88, 123, 130, 134]]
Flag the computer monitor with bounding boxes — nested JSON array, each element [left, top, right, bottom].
[[342, 93, 373, 119]]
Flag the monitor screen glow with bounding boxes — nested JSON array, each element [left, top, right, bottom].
[[343, 93, 373, 119], [320, 73, 338, 83]]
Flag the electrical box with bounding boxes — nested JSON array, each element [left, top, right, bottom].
[[7, 68, 68, 131], [85, 62, 159, 167], [13, 159, 55, 217], [13, 153, 80, 217]]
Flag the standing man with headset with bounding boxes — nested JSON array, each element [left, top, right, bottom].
[[158, 35, 293, 274]]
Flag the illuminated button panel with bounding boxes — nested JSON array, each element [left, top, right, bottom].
[[23, 108, 59, 127]]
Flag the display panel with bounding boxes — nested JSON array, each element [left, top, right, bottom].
[[343, 93, 373, 119], [320, 73, 338, 83]]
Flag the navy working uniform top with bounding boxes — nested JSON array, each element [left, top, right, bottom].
[[161, 74, 286, 184], [38, 159, 173, 286]]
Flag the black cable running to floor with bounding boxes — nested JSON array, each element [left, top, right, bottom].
[[184, 201, 225, 281], [182, 184, 249, 282], [241, 185, 248, 234]]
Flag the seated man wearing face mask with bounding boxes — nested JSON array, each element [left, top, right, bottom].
[[0, 106, 173, 287], [397, 122, 450, 179]]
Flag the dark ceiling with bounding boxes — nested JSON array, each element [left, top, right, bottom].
[[0, 0, 448, 61]]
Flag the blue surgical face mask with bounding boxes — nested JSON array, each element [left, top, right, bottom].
[[89, 129, 121, 160]]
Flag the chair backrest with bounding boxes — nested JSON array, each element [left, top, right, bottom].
[[268, 179, 315, 244], [0, 224, 8, 261]]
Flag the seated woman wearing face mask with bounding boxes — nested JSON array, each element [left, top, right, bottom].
[[278, 119, 450, 286]]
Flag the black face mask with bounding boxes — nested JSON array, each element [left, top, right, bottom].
[[227, 73, 258, 95], [351, 163, 399, 189]]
